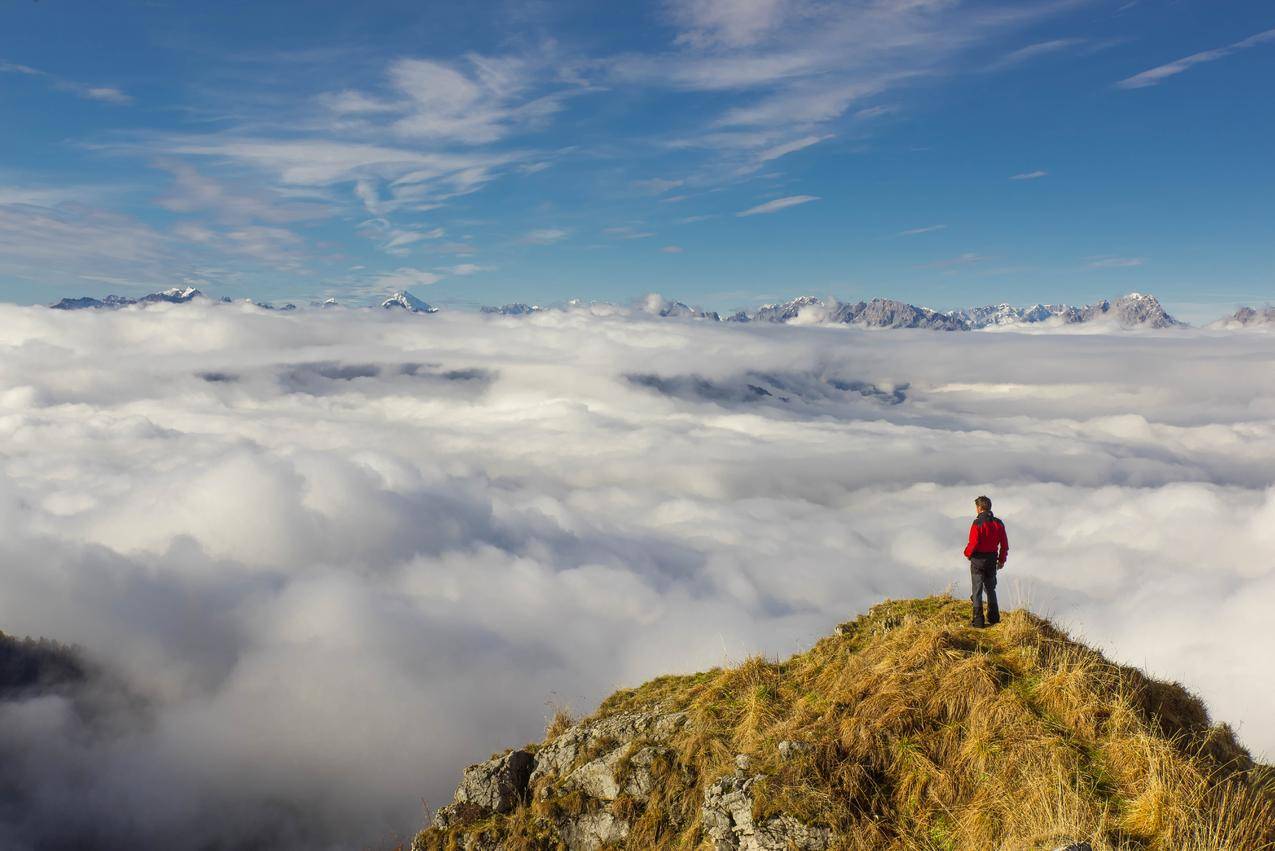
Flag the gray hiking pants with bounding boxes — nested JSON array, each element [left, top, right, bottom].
[[970, 556, 999, 625]]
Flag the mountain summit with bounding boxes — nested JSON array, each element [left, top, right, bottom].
[[410, 596, 1272, 851], [381, 290, 438, 313]]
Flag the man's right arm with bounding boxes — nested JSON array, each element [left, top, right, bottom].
[[997, 521, 1009, 566]]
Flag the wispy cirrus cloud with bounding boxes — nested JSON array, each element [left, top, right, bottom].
[[632, 177, 685, 195], [985, 37, 1088, 71], [898, 224, 947, 237], [1117, 27, 1275, 89], [1087, 256, 1145, 269], [373, 266, 444, 288], [918, 251, 985, 269], [603, 225, 656, 240], [440, 263, 493, 275], [736, 194, 819, 216], [1010, 170, 1048, 180], [754, 133, 833, 163], [1, 58, 132, 104], [520, 227, 569, 245]]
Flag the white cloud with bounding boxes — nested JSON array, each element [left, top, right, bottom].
[[613, 0, 1080, 152], [986, 37, 1087, 71], [632, 177, 685, 194], [898, 224, 947, 237], [920, 251, 985, 268], [603, 225, 656, 239], [1088, 256, 1145, 269], [660, 244, 685, 253], [0, 305, 1270, 851], [441, 263, 492, 275], [373, 267, 443, 288], [519, 227, 569, 245], [667, 0, 791, 49], [0, 200, 178, 292], [318, 88, 400, 114], [1117, 27, 1275, 89], [736, 194, 819, 216], [1010, 170, 1048, 180], [853, 104, 897, 120], [80, 85, 133, 104], [155, 160, 330, 225], [754, 133, 832, 163], [1, 59, 133, 104]]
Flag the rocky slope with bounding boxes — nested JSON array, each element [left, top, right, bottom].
[[409, 596, 1272, 851]]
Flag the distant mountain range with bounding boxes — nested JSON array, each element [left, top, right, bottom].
[[642, 291, 1182, 330], [43, 287, 1272, 330]]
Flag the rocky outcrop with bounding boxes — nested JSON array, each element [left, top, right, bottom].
[[421, 711, 689, 849], [432, 749, 534, 831], [420, 707, 837, 851], [701, 758, 832, 851], [412, 596, 1271, 851]]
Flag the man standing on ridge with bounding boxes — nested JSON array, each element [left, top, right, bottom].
[[964, 495, 1008, 627]]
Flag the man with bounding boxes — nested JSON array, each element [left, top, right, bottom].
[[964, 495, 1008, 627]]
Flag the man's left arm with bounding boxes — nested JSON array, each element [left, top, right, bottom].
[[997, 521, 1009, 568]]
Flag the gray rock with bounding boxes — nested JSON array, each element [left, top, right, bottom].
[[530, 710, 686, 784], [433, 749, 534, 830], [701, 772, 832, 851], [777, 740, 811, 761], [1052, 844, 1093, 851], [558, 811, 630, 850], [566, 744, 670, 801]]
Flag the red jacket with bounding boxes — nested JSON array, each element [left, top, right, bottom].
[[965, 511, 1008, 564]]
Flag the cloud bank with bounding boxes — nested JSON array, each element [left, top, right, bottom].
[[0, 303, 1272, 848]]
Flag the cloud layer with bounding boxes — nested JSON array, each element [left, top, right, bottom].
[[0, 303, 1272, 848]]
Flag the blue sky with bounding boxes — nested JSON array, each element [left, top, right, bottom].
[[1, 0, 1272, 320]]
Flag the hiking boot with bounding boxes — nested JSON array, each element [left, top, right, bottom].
[[987, 617, 1000, 626], [970, 620, 985, 629]]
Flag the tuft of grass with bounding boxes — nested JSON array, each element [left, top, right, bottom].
[[413, 595, 1275, 851]]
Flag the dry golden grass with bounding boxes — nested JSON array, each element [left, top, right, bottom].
[[413, 595, 1274, 851]]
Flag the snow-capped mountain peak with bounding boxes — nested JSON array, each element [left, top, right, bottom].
[[380, 290, 437, 313]]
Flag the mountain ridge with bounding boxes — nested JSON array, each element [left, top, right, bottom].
[[42, 288, 1273, 331], [408, 595, 1273, 851]]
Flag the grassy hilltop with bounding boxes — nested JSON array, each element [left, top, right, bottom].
[[411, 595, 1273, 851]]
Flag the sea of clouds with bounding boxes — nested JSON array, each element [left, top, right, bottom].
[[0, 300, 1272, 849]]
